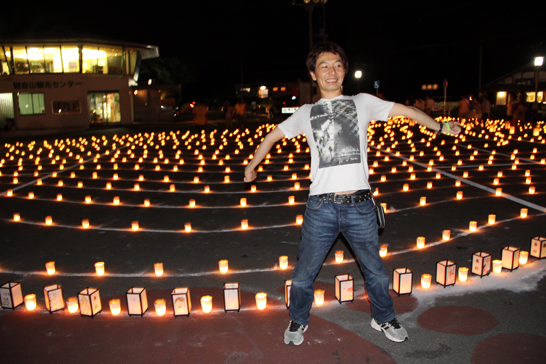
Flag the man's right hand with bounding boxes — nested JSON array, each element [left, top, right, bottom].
[[244, 166, 257, 182]]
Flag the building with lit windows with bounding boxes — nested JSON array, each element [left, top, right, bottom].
[[0, 37, 159, 131]]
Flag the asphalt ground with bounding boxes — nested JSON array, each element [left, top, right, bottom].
[[1, 118, 546, 364]]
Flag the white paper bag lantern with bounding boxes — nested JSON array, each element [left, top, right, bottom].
[[223, 282, 241, 312], [126, 287, 148, 316], [334, 274, 354, 303], [0, 282, 24, 310], [171, 287, 191, 317]]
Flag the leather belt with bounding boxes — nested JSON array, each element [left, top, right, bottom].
[[316, 190, 372, 204]]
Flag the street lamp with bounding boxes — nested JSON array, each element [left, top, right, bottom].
[[534, 56, 543, 111], [292, 0, 328, 50], [355, 70, 362, 93]]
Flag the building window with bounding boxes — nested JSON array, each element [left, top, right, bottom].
[[18, 93, 45, 115], [53, 100, 81, 114], [82, 46, 123, 74], [88, 92, 121, 124], [61, 46, 80, 73], [258, 87, 268, 98], [496, 91, 507, 106]]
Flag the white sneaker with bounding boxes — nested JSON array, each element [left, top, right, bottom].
[[284, 320, 308, 346], [371, 318, 408, 342]]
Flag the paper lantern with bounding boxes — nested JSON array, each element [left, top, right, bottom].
[[442, 230, 451, 240], [420, 197, 426, 205], [284, 279, 292, 308], [520, 208, 528, 218], [296, 215, 303, 224], [456, 191, 463, 199], [251, 185, 257, 192], [200, 295, 213, 313], [132, 221, 139, 231], [223, 282, 241, 312], [492, 260, 502, 274], [106, 182, 111, 189], [488, 214, 496, 224], [495, 188, 502, 196], [189, 199, 196, 208], [44, 284, 65, 313], [288, 196, 295, 204], [255, 292, 267, 310], [24, 294, 37, 311], [126, 287, 148, 316], [472, 252, 492, 277], [529, 186, 536, 194], [519, 251, 529, 265], [78, 288, 102, 317], [82, 219, 90, 228], [392, 268, 413, 295], [171, 287, 191, 317], [204, 185, 210, 193], [240, 198, 247, 207], [219, 260, 229, 274], [501, 246, 520, 271], [144, 199, 150, 207], [13, 213, 20, 221], [6, 189, 13, 196], [45, 261, 56, 275], [294, 182, 300, 190], [45, 216, 53, 225], [314, 289, 325, 306], [109, 299, 121, 315], [279, 256, 288, 270], [94, 262, 105, 275], [469, 221, 477, 232], [335, 274, 354, 303], [155, 299, 166, 316], [379, 245, 388, 257], [458, 267, 469, 282], [416, 237, 425, 249], [530, 236, 546, 259], [85, 195, 92, 203], [421, 274, 432, 289], [154, 263, 164, 276], [241, 219, 248, 229], [436, 260, 456, 287], [335, 250, 344, 263], [0, 282, 24, 309], [28, 191, 34, 199]]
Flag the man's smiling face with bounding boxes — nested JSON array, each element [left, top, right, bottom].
[[310, 52, 346, 99]]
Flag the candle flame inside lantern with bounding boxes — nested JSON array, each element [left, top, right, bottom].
[[456, 191, 463, 199], [56, 194, 63, 201], [95, 262, 105, 275], [241, 219, 249, 229], [24, 294, 37, 311], [296, 215, 303, 224], [67, 297, 79, 313], [492, 260, 502, 274], [279, 255, 288, 270], [200, 296, 213, 313], [314, 289, 325, 305], [155, 299, 166, 316], [379, 245, 388, 257], [45, 216, 53, 225], [488, 214, 496, 224], [82, 219, 90, 228], [184, 223, 192, 232], [189, 199, 196, 207], [255, 293, 267, 310], [240, 198, 247, 207], [529, 186, 535, 194], [45, 261, 55, 275], [520, 208, 528, 218], [267, 175, 272, 182], [154, 262, 164, 276], [251, 185, 256, 192], [219, 260, 229, 274], [416, 237, 425, 249], [519, 251, 529, 265], [458, 267, 469, 282], [194, 177, 199, 183], [421, 274, 432, 289], [469, 221, 477, 232], [113, 196, 120, 205], [288, 196, 295, 204], [335, 250, 344, 263], [420, 196, 426, 205], [109, 299, 121, 315], [144, 199, 150, 207], [131, 221, 139, 231], [294, 182, 300, 190], [403, 184, 409, 191], [495, 188, 502, 196], [442, 230, 451, 240]]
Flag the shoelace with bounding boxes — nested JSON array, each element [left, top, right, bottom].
[[382, 319, 401, 329], [289, 321, 304, 332]]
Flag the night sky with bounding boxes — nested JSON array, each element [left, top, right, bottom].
[[2, 0, 544, 102]]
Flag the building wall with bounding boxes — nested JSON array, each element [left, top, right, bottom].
[[0, 73, 131, 130]]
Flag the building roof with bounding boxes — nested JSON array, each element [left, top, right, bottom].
[[481, 62, 546, 92]]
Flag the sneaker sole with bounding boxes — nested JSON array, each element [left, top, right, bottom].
[[284, 325, 308, 346]]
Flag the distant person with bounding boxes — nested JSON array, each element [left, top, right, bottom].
[[414, 97, 425, 111], [425, 96, 435, 116], [506, 92, 517, 128], [223, 100, 233, 129], [250, 100, 257, 115], [192, 102, 208, 126], [459, 95, 470, 120], [268, 97, 277, 119], [514, 91, 527, 126], [244, 41, 461, 347], [480, 95, 491, 122], [232, 99, 247, 128]]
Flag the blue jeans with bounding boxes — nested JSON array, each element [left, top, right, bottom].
[[289, 193, 395, 325]]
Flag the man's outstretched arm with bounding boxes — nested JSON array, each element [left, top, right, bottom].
[[244, 126, 286, 182], [389, 103, 462, 136]]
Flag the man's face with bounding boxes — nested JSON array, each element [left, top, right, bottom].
[[310, 52, 346, 99]]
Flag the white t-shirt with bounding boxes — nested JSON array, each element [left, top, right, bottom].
[[278, 93, 394, 196]]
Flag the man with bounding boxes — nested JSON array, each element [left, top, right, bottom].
[[244, 42, 461, 346]]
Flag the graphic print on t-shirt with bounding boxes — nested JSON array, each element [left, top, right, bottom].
[[310, 99, 360, 168]]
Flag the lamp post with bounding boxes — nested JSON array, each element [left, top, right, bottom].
[[534, 56, 543, 112]]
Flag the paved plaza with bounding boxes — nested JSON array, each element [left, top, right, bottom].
[[1, 119, 545, 363]]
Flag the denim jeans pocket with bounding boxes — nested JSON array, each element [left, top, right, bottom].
[[306, 195, 324, 211], [354, 199, 375, 215]]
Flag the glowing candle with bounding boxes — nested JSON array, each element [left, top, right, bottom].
[[155, 299, 166, 316], [492, 260, 502, 274], [335, 250, 344, 263], [109, 299, 121, 315], [77, 181, 83, 188], [495, 188, 502, 196], [251, 185, 257, 192], [456, 191, 463, 199], [458, 267, 469, 282], [267, 175, 272, 181], [95, 262, 105, 275], [279, 256, 288, 269], [154, 263, 164, 276], [403, 183, 409, 191], [288, 196, 295, 204], [442, 230, 451, 240], [314, 289, 325, 305], [184, 223, 192, 232], [292, 173, 297, 179], [58, 180, 63, 186], [296, 215, 303, 224], [106, 182, 112, 189], [379, 245, 388, 257], [240, 198, 247, 207], [493, 178, 499, 185], [204, 185, 210, 193], [420, 196, 426, 205], [45, 216, 53, 225], [67, 297, 79, 313], [416, 237, 425, 249], [380, 203, 387, 211], [113, 196, 120, 205], [488, 214, 496, 224], [200, 296, 213, 313], [520, 208, 528, 218], [189, 199, 196, 207], [13, 213, 20, 221], [519, 251, 529, 265], [469, 221, 477, 232], [131, 221, 139, 230], [144, 199, 150, 207], [24, 294, 37, 310], [219, 260, 229, 274], [255, 292, 267, 310], [56, 194, 63, 201], [294, 182, 300, 189], [241, 219, 249, 229], [194, 176, 199, 183], [45, 261, 56, 275], [421, 274, 432, 289], [455, 180, 461, 187], [82, 219, 90, 228], [529, 186, 535, 194], [139, 175, 144, 181]]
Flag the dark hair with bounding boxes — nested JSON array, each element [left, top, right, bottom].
[[306, 41, 349, 74]]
